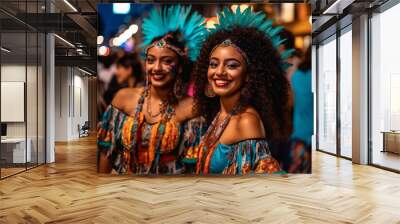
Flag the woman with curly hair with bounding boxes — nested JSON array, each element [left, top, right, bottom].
[[188, 7, 293, 175], [97, 5, 206, 174]]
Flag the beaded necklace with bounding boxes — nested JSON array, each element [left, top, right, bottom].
[[196, 104, 241, 174], [130, 86, 175, 173], [146, 87, 168, 118]]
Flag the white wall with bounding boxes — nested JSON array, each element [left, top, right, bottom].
[[1, 64, 45, 164], [1, 65, 26, 139], [55, 66, 69, 141], [55, 67, 89, 141], [1, 65, 38, 138], [71, 72, 89, 138]]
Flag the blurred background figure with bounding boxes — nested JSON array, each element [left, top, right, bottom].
[[97, 54, 117, 119], [97, 52, 144, 118], [115, 53, 144, 88], [288, 46, 313, 173], [269, 28, 310, 172], [103, 53, 144, 106], [279, 29, 303, 82]]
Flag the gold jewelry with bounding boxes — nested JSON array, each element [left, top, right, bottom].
[[145, 37, 185, 58], [146, 88, 167, 118], [210, 39, 250, 64]]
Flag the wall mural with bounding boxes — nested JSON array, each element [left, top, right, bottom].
[[97, 3, 312, 175]]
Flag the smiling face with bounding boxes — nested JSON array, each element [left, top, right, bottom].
[[207, 45, 247, 97], [145, 46, 182, 88]]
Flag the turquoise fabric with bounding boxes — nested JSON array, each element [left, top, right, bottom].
[[290, 69, 313, 145], [209, 143, 232, 174], [209, 139, 268, 174]]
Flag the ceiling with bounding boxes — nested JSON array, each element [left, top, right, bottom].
[[0, 0, 101, 71], [2, 0, 390, 71]]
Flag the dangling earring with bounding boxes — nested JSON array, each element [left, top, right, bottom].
[[173, 78, 183, 100], [145, 75, 150, 89], [205, 84, 216, 97]]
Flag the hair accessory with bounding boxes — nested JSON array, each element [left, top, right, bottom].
[[145, 38, 186, 58], [210, 39, 250, 65], [142, 5, 207, 62], [210, 6, 295, 70]]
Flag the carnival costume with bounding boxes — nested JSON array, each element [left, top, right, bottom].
[[191, 7, 293, 175], [98, 5, 207, 174]]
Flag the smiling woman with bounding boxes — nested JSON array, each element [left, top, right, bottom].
[[191, 7, 293, 175], [208, 44, 248, 97], [97, 5, 207, 175]]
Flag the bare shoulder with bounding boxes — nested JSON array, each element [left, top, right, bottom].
[[175, 96, 196, 121], [111, 87, 144, 112], [178, 96, 194, 108], [230, 107, 265, 140]]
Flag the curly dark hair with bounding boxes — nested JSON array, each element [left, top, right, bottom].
[[192, 27, 292, 141], [148, 31, 193, 104]]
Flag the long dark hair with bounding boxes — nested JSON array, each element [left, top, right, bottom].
[[192, 27, 292, 141]]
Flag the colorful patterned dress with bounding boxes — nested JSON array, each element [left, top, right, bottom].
[[192, 111, 282, 175], [97, 91, 204, 174], [194, 139, 282, 175]]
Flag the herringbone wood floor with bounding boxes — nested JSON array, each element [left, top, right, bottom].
[[0, 136, 400, 224]]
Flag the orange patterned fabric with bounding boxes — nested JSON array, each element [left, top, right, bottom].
[[254, 157, 281, 174], [98, 105, 205, 174], [181, 118, 206, 165], [122, 117, 134, 148]]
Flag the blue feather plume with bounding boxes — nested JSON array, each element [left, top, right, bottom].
[[210, 6, 294, 69], [141, 5, 207, 61]]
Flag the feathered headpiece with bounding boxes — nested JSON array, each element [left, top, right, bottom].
[[141, 5, 207, 62], [210, 6, 294, 70]]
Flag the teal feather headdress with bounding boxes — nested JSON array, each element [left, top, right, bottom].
[[141, 5, 207, 62], [210, 6, 294, 70]]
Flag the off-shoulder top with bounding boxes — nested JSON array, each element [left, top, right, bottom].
[[206, 139, 281, 174], [193, 112, 282, 175], [98, 96, 205, 174]]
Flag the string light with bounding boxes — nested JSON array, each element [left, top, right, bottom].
[[113, 3, 130, 14]]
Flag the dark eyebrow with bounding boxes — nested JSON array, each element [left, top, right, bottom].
[[160, 56, 174, 59], [224, 58, 241, 64], [147, 54, 174, 60]]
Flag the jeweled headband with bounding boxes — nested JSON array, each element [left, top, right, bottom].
[[210, 39, 250, 65], [145, 36, 186, 58], [209, 6, 294, 70]]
